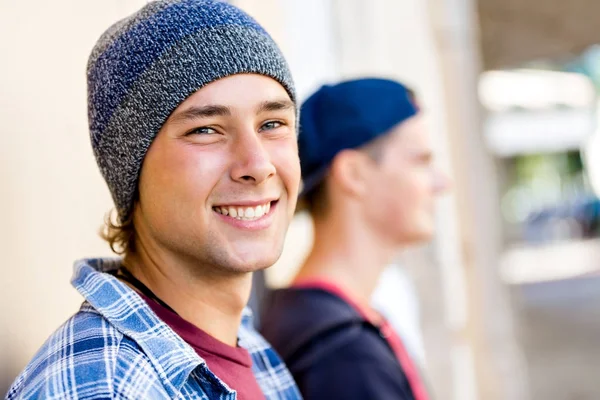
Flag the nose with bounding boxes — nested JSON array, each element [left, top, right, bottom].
[[230, 129, 276, 185]]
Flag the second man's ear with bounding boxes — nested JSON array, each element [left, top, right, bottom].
[[329, 149, 375, 199]]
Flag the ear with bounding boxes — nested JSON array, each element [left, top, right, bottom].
[[329, 149, 374, 199]]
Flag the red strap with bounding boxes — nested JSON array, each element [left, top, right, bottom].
[[379, 320, 429, 400], [293, 279, 429, 400]]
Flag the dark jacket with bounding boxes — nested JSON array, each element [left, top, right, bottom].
[[260, 287, 416, 400]]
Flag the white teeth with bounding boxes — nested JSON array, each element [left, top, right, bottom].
[[254, 205, 264, 218], [216, 202, 272, 221]]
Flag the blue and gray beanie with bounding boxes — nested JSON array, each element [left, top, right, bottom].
[[88, 0, 296, 222]]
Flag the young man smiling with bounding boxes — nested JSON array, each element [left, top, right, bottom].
[[7, 1, 301, 399]]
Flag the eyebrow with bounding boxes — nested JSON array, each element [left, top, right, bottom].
[[170, 104, 232, 123], [169, 99, 295, 124], [417, 151, 434, 163], [256, 99, 296, 114]]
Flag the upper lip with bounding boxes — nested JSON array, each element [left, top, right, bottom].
[[213, 198, 278, 208]]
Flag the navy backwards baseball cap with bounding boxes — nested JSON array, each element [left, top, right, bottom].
[[299, 77, 419, 197]]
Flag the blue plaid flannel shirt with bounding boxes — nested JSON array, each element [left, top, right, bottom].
[[6, 258, 302, 399]]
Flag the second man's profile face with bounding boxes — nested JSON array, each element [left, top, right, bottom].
[[364, 114, 450, 245], [135, 74, 300, 275]]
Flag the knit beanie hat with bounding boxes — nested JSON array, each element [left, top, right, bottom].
[[88, 0, 296, 222]]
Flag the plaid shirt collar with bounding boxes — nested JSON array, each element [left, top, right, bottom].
[[72, 257, 255, 395]]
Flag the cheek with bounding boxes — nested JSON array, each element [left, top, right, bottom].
[[375, 170, 424, 221], [396, 172, 437, 231], [267, 139, 301, 200], [140, 140, 227, 210]]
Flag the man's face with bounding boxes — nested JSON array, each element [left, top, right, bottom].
[[134, 74, 300, 274], [363, 114, 450, 245]]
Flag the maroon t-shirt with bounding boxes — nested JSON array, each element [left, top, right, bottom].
[[138, 292, 265, 400]]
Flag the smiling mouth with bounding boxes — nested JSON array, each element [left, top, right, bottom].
[[212, 201, 277, 221]]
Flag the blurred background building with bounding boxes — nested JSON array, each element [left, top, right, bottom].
[[2, 0, 600, 399]]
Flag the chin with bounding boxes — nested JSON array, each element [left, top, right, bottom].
[[394, 225, 435, 246], [227, 246, 284, 273], [409, 228, 435, 244]]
